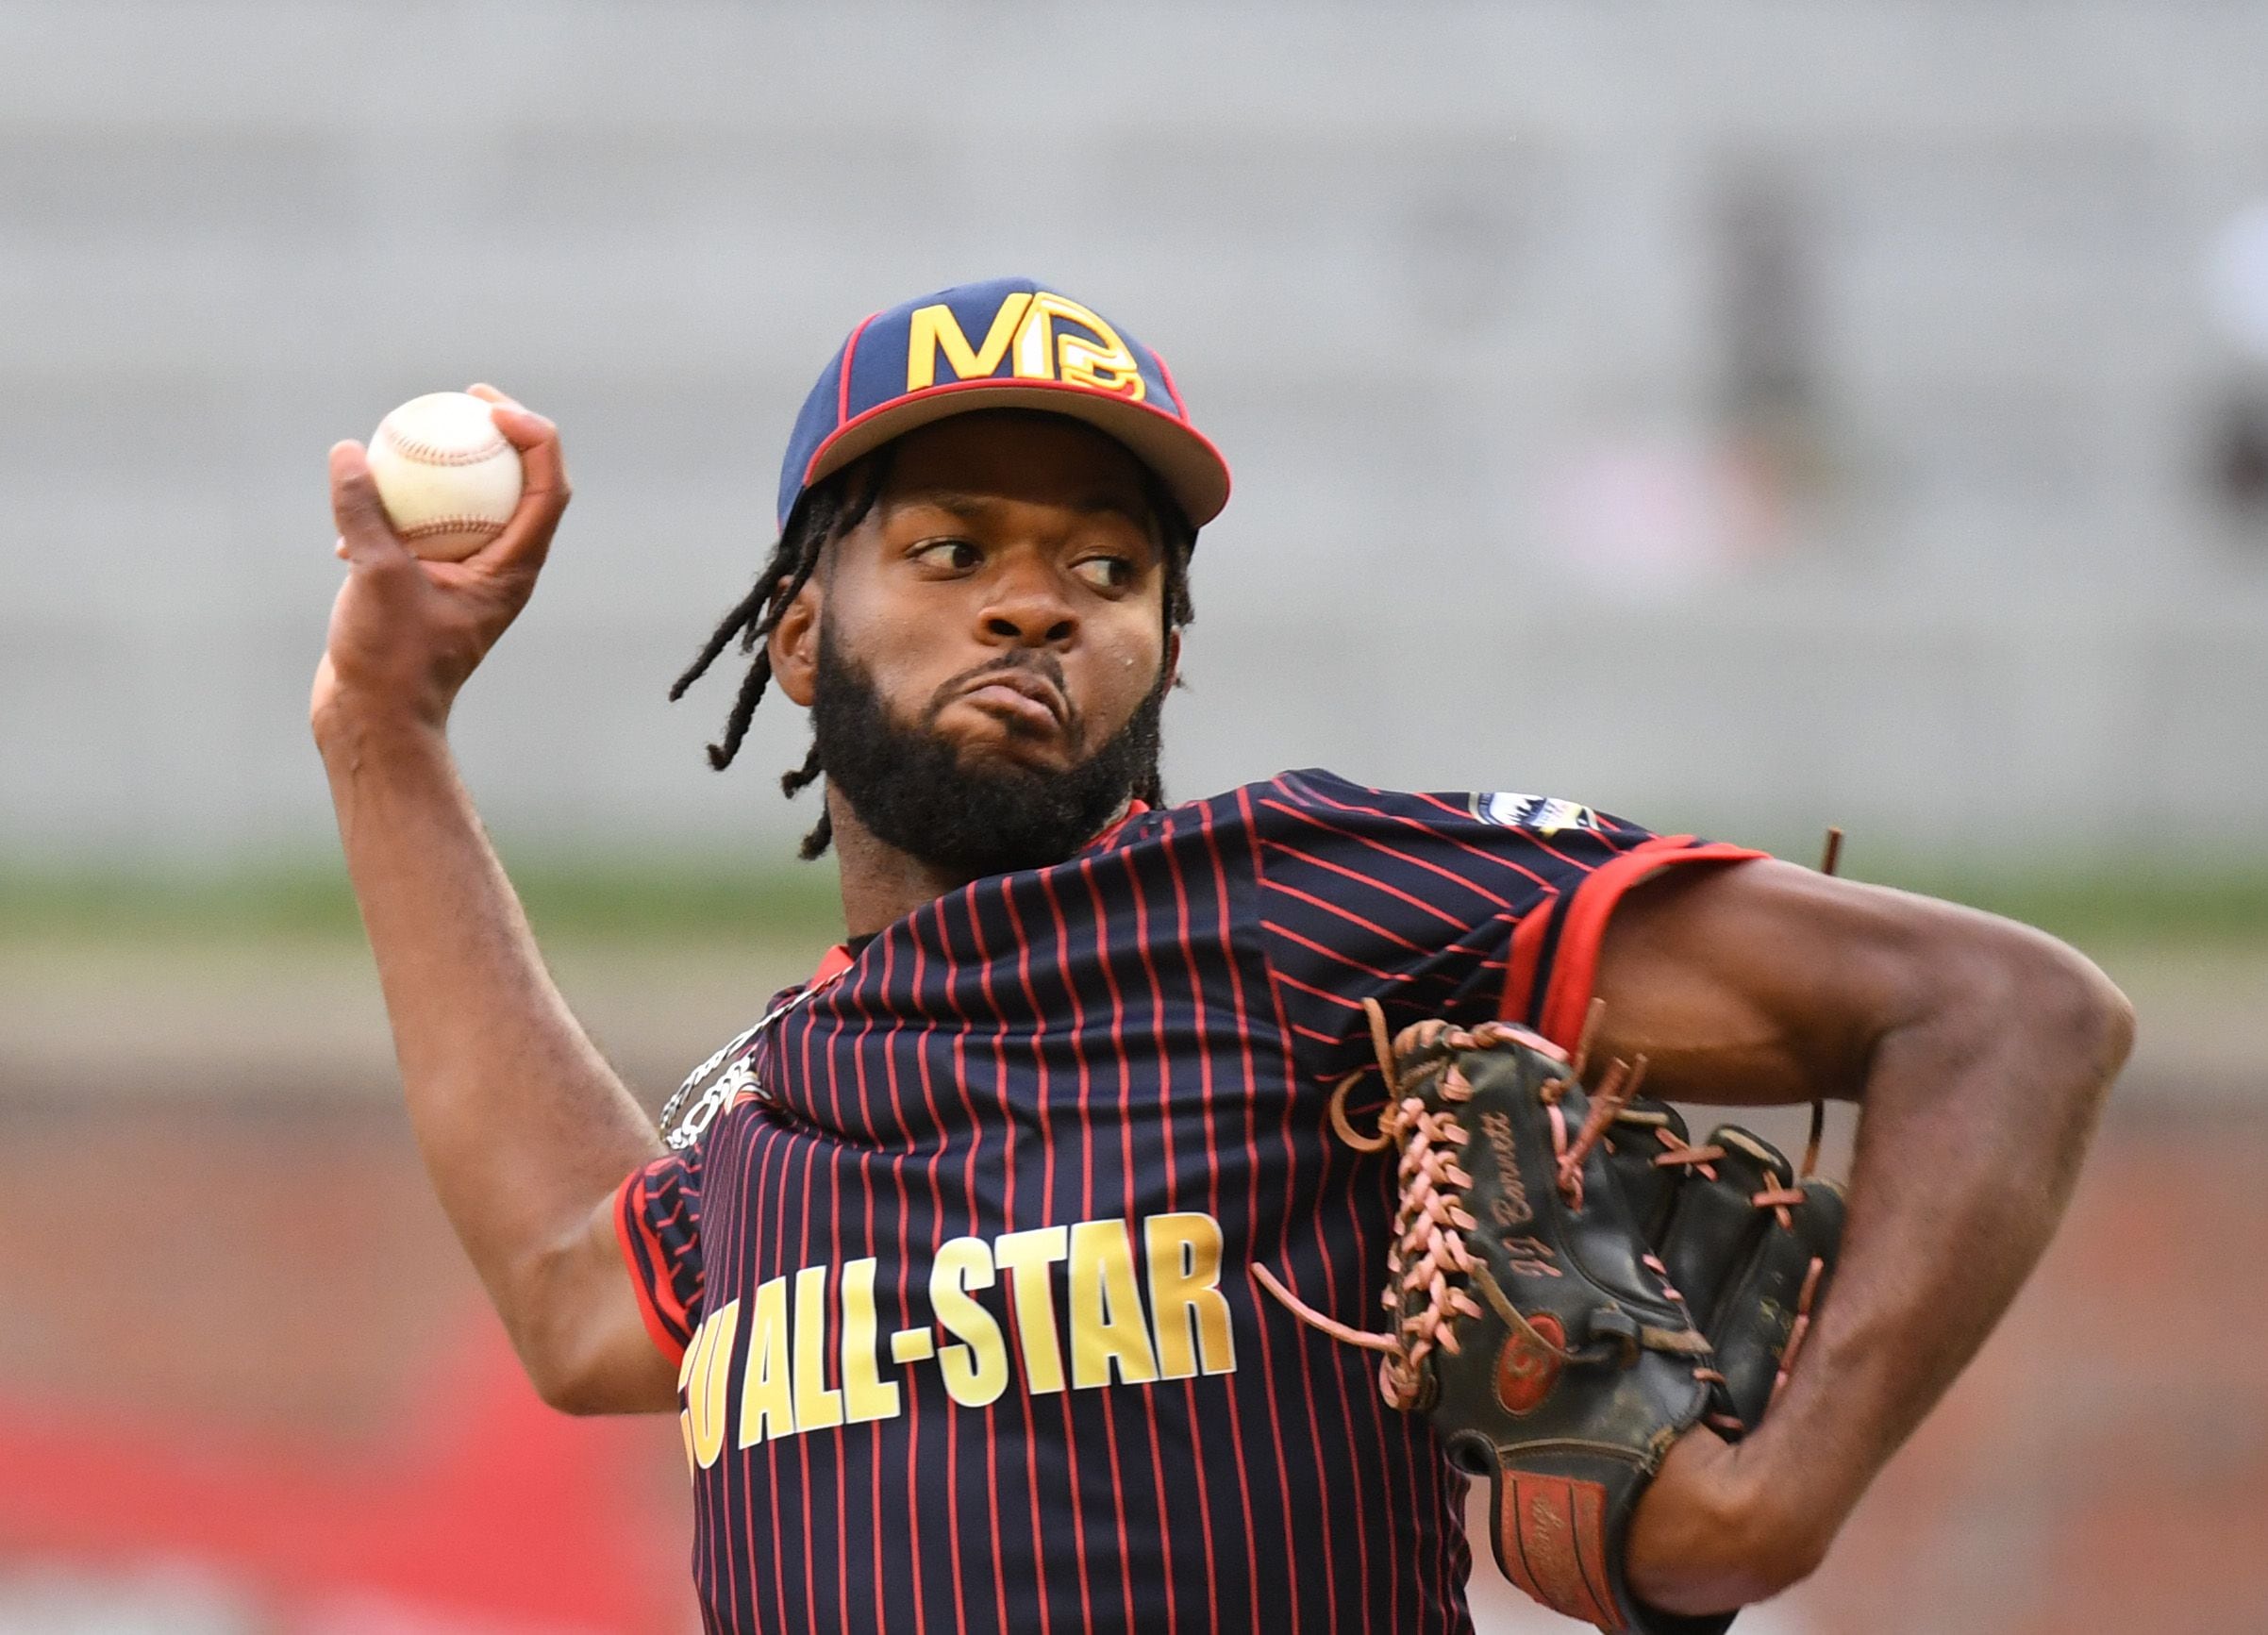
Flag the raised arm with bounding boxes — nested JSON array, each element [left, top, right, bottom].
[[311, 391, 675, 1414], [1593, 858, 2133, 1613]]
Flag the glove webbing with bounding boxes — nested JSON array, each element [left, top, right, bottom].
[[1250, 999, 1705, 1410]]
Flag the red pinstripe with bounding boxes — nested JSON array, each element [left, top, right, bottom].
[[614, 1172, 690, 1362], [965, 891, 1055, 1634], [871, 934, 933, 1635], [1233, 798, 1370, 1623], [792, 996, 842, 1627], [1262, 799, 1529, 913], [1318, 782, 1575, 893], [937, 890, 1011, 1635], [1260, 914, 1434, 980], [1120, 844, 1262, 1629], [1036, 870, 1147, 1633], [841, 954, 892, 1633], [999, 884, 1100, 1633], [908, 930, 976, 1635], [1079, 856, 1197, 1634], [1225, 789, 1315, 1623], [1261, 835, 1476, 932], [756, 1070, 796, 1635], [1259, 877, 1438, 954], [1272, 965, 1391, 1014]]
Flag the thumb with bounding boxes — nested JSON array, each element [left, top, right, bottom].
[[330, 442, 412, 567]]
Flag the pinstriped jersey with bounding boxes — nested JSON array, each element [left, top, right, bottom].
[[615, 769, 1759, 1634]]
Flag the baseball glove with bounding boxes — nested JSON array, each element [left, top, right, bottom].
[[1256, 1002, 1842, 1635]]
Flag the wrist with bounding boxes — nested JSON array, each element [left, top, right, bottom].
[[1720, 1420, 1852, 1580], [312, 687, 451, 767]]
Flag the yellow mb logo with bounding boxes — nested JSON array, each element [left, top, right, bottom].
[[907, 292, 1147, 402]]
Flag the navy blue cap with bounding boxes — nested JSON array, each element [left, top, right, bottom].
[[775, 276, 1231, 533]]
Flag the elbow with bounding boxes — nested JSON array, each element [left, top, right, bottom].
[[2017, 931, 2135, 1097], [528, 1355, 622, 1418], [502, 1246, 639, 1417], [514, 1311, 628, 1417], [1925, 914, 2136, 1110]]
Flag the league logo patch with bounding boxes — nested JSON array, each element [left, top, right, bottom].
[[1476, 792, 1598, 837]]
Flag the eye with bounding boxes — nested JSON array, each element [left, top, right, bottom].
[[1071, 554, 1136, 593], [909, 538, 982, 573]]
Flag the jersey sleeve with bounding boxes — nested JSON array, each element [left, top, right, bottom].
[[1250, 769, 1763, 1081], [613, 1142, 706, 1368]]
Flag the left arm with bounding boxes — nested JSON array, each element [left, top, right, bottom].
[[1588, 859, 2133, 1613]]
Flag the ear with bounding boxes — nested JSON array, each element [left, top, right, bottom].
[[1162, 628, 1182, 692], [769, 576, 823, 708]]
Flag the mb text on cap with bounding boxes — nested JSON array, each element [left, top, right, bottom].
[[775, 275, 1233, 534]]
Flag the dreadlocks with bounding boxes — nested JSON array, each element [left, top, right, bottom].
[[670, 432, 1197, 860]]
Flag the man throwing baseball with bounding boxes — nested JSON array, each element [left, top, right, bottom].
[[314, 277, 2132, 1634]]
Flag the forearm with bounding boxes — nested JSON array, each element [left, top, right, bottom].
[[1746, 926, 2131, 1544], [319, 707, 660, 1337]]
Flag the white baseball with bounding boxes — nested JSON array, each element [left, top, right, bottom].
[[365, 392, 525, 561]]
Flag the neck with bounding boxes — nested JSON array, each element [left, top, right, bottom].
[[825, 787, 977, 939], [822, 784, 1139, 941]]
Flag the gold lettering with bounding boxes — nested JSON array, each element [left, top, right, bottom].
[[1146, 1212, 1236, 1378], [992, 1226, 1071, 1393], [839, 1257, 902, 1425], [1069, 1219, 1159, 1388], [792, 1265, 846, 1431], [931, 1236, 1009, 1407], [736, 1276, 795, 1447], [684, 1298, 741, 1469], [907, 293, 1032, 390], [1031, 293, 1145, 400]]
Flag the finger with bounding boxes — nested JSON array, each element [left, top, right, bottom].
[[330, 442, 415, 568], [471, 406, 571, 573], [466, 381, 524, 411], [488, 402, 558, 467]]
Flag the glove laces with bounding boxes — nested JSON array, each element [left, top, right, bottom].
[[1251, 999, 1642, 1410]]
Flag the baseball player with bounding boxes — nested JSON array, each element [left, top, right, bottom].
[[313, 277, 2132, 1633]]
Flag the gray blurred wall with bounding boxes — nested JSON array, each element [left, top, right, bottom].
[[3, 0, 2264, 864]]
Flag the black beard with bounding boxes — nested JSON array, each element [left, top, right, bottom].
[[809, 628, 1168, 879]]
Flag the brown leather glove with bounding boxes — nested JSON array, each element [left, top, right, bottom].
[[1259, 1003, 1841, 1635]]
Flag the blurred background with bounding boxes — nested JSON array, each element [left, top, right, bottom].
[[2, 2, 2263, 1631]]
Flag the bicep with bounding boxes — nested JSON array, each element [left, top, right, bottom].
[[1589, 858, 1962, 1108]]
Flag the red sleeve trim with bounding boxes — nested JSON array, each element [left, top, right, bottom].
[[1535, 838, 1767, 1048], [611, 1171, 690, 1370], [1499, 905, 1555, 1025]]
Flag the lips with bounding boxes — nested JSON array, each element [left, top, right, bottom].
[[955, 668, 1068, 736]]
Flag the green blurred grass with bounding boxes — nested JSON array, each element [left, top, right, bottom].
[[1863, 861, 2268, 950], [2, 849, 2261, 952], [0, 851, 845, 948]]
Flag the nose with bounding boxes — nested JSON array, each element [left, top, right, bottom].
[[977, 557, 1079, 649]]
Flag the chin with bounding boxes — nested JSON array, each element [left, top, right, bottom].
[[940, 713, 1076, 774], [954, 737, 1076, 779]]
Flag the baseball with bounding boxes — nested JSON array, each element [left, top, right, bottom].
[[365, 392, 525, 560]]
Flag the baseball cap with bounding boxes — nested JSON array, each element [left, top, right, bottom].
[[775, 275, 1231, 534]]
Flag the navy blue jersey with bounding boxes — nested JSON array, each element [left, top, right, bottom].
[[616, 770, 1759, 1634]]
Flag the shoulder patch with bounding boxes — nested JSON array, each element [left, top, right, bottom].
[[1476, 792, 1598, 837]]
